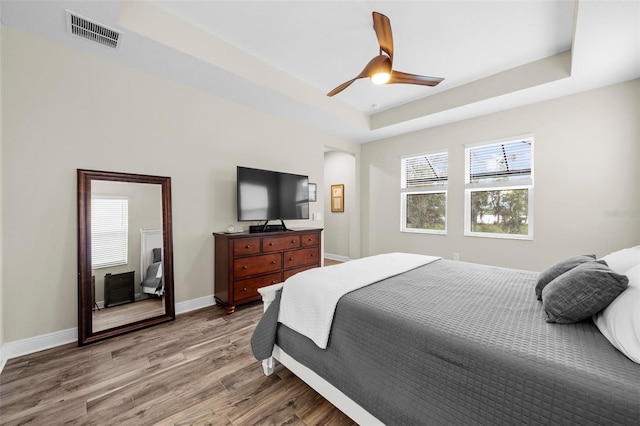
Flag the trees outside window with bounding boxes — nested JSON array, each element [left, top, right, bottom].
[[405, 192, 447, 231], [470, 189, 529, 235]]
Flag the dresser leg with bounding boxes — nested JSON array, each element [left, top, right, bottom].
[[226, 305, 236, 314]]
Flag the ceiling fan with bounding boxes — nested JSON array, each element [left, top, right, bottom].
[[327, 12, 444, 97]]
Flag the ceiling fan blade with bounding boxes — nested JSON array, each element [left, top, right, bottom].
[[327, 78, 358, 97], [372, 12, 393, 62], [327, 55, 392, 96], [389, 70, 444, 87]]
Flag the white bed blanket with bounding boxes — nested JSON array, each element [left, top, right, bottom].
[[277, 252, 440, 349]]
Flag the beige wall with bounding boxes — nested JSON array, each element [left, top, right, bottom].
[[1, 26, 358, 342], [361, 79, 640, 271], [323, 151, 356, 259], [0, 22, 4, 356]]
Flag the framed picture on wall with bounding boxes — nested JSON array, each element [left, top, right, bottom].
[[309, 183, 317, 202], [331, 184, 344, 212]]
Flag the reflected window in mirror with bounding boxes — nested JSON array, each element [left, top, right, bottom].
[[91, 197, 129, 269]]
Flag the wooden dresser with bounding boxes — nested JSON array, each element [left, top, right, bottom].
[[213, 228, 323, 314]]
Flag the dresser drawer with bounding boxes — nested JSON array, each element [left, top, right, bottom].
[[234, 272, 282, 302], [283, 264, 318, 281], [234, 253, 282, 278], [233, 238, 261, 256], [301, 233, 319, 247], [263, 235, 301, 252], [284, 247, 319, 268]]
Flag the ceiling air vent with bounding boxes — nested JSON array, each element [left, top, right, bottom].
[[65, 10, 121, 49]]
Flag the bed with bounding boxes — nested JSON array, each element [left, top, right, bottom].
[[251, 252, 640, 425]]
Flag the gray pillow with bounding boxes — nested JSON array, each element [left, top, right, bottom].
[[535, 255, 603, 300], [541, 262, 628, 323], [142, 261, 162, 289], [152, 248, 162, 263]]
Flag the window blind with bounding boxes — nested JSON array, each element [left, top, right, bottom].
[[468, 140, 532, 183], [91, 197, 128, 269], [402, 151, 448, 188]]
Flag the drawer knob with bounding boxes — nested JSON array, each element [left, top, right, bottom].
[[310, 253, 314, 257], [289, 257, 294, 261], [269, 242, 273, 246], [242, 287, 247, 291], [271, 260, 276, 264], [242, 266, 247, 270], [245, 245, 251, 249], [291, 240, 296, 243]]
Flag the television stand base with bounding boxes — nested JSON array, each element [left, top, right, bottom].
[[249, 220, 289, 233]]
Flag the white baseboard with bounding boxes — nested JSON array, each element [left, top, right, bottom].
[[175, 294, 215, 315], [3, 327, 78, 363], [324, 253, 351, 262], [0, 294, 217, 374], [0, 347, 6, 373]]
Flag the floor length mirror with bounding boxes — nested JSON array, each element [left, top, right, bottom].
[[77, 169, 175, 345]]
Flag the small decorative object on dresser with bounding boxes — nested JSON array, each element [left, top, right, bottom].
[[213, 228, 322, 314]]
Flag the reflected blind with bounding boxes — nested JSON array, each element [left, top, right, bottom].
[[468, 139, 532, 183], [402, 151, 448, 188], [91, 197, 128, 268]]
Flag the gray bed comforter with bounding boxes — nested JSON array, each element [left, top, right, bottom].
[[251, 259, 640, 425]]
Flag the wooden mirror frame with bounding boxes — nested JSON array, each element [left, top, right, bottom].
[[77, 169, 175, 345]]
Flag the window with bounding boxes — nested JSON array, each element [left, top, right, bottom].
[[91, 197, 129, 268], [401, 151, 448, 233], [465, 136, 533, 239]]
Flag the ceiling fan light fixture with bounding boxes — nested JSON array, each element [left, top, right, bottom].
[[371, 72, 390, 85], [326, 12, 444, 97]]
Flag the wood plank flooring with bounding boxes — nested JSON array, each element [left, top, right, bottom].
[[0, 300, 355, 425], [93, 298, 165, 332]]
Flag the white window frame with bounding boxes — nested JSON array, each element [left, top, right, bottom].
[[464, 135, 534, 240], [91, 196, 129, 269], [400, 150, 448, 234]]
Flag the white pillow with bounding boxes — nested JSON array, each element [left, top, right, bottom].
[[593, 263, 640, 364], [601, 245, 640, 274]]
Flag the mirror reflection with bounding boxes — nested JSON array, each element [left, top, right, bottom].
[[77, 169, 174, 346], [90, 181, 165, 332]]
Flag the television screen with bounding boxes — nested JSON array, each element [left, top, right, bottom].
[[237, 166, 309, 221]]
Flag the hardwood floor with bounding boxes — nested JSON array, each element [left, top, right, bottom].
[[93, 298, 165, 332], [0, 301, 355, 425]]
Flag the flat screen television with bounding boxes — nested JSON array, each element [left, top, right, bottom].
[[237, 166, 309, 231]]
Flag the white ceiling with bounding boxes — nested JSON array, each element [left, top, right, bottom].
[[1, 1, 639, 143]]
